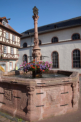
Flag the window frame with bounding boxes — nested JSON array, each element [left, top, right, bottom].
[[71, 33, 80, 40], [23, 42, 27, 48], [51, 37, 58, 43], [11, 47, 14, 54], [3, 46, 7, 54], [16, 49, 18, 54], [12, 35, 15, 41], [23, 54, 28, 63], [72, 49, 81, 68], [6, 32, 9, 39], [9, 61, 13, 71], [51, 51, 59, 68]]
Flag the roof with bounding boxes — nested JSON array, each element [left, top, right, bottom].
[[0, 17, 8, 23], [0, 17, 22, 37], [21, 16, 81, 39]]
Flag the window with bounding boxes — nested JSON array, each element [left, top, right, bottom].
[[52, 37, 58, 43], [2, 20, 6, 26], [9, 62, 13, 70], [6, 32, 8, 39], [13, 35, 15, 41], [11, 47, 14, 54], [4, 46, 7, 54], [16, 49, 18, 54], [23, 54, 27, 63], [0, 64, 6, 71], [52, 51, 58, 68], [40, 55, 42, 60], [39, 40, 42, 45], [72, 33, 80, 40], [23, 42, 27, 48], [73, 49, 80, 68]]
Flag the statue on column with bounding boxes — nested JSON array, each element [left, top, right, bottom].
[[32, 6, 41, 61]]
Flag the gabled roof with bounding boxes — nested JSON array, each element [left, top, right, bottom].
[[21, 16, 81, 39], [0, 17, 22, 37], [0, 17, 8, 23]]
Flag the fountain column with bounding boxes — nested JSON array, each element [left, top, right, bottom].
[[32, 6, 41, 61]]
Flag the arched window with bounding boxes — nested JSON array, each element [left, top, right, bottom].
[[23, 42, 27, 48], [39, 40, 42, 45], [52, 37, 58, 43], [73, 49, 80, 68], [72, 33, 80, 40], [23, 54, 27, 63], [52, 51, 58, 68]]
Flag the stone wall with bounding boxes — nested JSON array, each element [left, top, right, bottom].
[[0, 71, 79, 122]]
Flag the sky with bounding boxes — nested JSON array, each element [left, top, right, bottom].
[[0, 0, 81, 33]]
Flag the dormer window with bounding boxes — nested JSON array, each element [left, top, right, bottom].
[[6, 32, 9, 39], [13, 35, 15, 41], [54, 25, 57, 28], [2, 19, 7, 27]]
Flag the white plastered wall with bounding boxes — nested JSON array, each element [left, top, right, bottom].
[[10, 33, 12, 40], [20, 36, 34, 48], [7, 60, 16, 71], [38, 26, 81, 44], [0, 28, 2, 35], [8, 46, 10, 53], [0, 28, 2, 42], [40, 40, 81, 73], [18, 26, 81, 73], [14, 48, 16, 54], [18, 47, 31, 67]]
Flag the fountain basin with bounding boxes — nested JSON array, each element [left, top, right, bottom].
[[0, 70, 79, 122]]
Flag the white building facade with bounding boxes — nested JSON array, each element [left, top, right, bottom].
[[18, 16, 81, 74]]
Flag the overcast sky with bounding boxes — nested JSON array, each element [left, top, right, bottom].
[[0, 0, 81, 33]]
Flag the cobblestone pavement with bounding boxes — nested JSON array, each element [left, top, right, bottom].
[[0, 111, 27, 122], [0, 77, 81, 122]]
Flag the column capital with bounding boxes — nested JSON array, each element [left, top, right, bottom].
[[32, 15, 39, 20]]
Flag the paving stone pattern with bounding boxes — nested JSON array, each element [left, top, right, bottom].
[[0, 77, 81, 122]]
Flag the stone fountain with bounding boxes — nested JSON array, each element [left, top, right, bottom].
[[0, 6, 80, 122]]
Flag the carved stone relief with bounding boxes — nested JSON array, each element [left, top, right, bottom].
[[4, 89, 12, 101]]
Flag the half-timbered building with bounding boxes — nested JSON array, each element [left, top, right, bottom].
[[0, 17, 21, 71]]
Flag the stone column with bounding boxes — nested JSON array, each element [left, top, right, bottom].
[[32, 6, 41, 61]]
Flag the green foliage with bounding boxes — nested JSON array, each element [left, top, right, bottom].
[[18, 118, 23, 122]]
